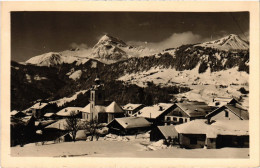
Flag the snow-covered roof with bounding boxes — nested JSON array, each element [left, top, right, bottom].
[[175, 120, 249, 138], [157, 125, 178, 139], [108, 117, 151, 129], [56, 107, 83, 117], [136, 103, 174, 119], [11, 110, 19, 116], [106, 101, 124, 113], [44, 113, 55, 117], [30, 102, 48, 109], [122, 103, 143, 111], [82, 101, 124, 114], [208, 97, 239, 107], [45, 119, 68, 130], [206, 104, 249, 120], [176, 102, 215, 117]]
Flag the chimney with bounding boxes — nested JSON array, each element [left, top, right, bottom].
[[159, 106, 163, 111]]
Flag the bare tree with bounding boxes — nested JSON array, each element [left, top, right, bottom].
[[65, 111, 81, 142], [83, 118, 103, 141]]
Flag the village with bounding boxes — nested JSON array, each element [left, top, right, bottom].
[[10, 76, 249, 157]]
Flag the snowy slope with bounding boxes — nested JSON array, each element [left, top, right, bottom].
[[69, 70, 82, 81], [50, 89, 88, 107], [118, 66, 249, 108], [196, 34, 249, 50]]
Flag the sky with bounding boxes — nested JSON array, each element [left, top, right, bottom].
[[11, 12, 249, 62]]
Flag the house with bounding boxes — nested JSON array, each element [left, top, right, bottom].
[[23, 102, 58, 119], [150, 125, 178, 142], [164, 102, 216, 125], [56, 107, 83, 118], [122, 103, 145, 116], [208, 97, 239, 107], [82, 77, 124, 123], [107, 117, 152, 135], [11, 110, 26, 118], [175, 120, 249, 149], [136, 103, 175, 125], [205, 104, 249, 122]]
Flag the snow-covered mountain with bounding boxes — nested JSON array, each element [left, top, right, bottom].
[[24, 34, 157, 66], [25, 52, 90, 67], [24, 34, 248, 67], [91, 34, 157, 63], [196, 34, 249, 50]]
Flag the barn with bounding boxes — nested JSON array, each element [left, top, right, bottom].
[[150, 125, 178, 143]]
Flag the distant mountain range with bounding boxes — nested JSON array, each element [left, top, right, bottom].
[[24, 34, 249, 67], [12, 34, 249, 111]]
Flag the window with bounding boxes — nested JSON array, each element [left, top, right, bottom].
[[91, 93, 94, 100], [190, 137, 197, 145], [185, 118, 187, 122], [173, 118, 177, 121], [225, 111, 229, 117], [179, 118, 183, 123], [87, 114, 88, 119], [98, 93, 102, 100], [166, 117, 171, 121]]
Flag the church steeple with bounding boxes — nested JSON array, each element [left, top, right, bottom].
[[90, 76, 105, 120]]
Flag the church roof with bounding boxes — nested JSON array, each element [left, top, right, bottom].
[[82, 101, 124, 113], [106, 101, 124, 113]]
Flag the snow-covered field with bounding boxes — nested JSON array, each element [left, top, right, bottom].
[[11, 140, 249, 158], [118, 66, 249, 108]]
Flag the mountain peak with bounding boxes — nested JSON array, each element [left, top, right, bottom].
[[197, 34, 249, 50], [95, 34, 127, 48]]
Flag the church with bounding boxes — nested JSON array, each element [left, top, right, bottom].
[[82, 77, 125, 123]]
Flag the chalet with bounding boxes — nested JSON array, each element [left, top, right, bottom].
[[107, 117, 152, 135], [11, 110, 26, 118], [23, 102, 58, 119], [43, 119, 73, 142], [56, 107, 83, 118], [208, 97, 239, 107], [164, 102, 216, 125], [206, 104, 248, 123], [136, 103, 175, 125], [150, 125, 178, 142], [122, 103, 145, 116], [175, 120, 249, 149]]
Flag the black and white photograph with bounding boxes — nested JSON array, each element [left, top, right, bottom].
[[1, 1, 260, 167]]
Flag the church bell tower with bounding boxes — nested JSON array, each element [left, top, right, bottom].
[[90, 77, 105, 120]]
